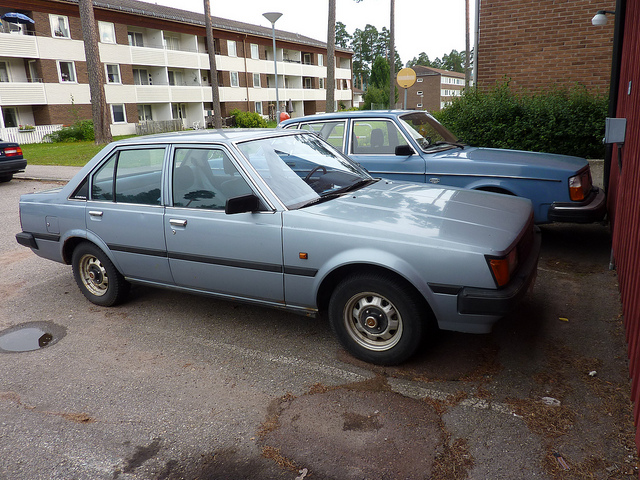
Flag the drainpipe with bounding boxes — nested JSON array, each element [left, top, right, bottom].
[[472, 0, 480, 87], [603, 0, 626, 196], [243, 34, 251, 112]]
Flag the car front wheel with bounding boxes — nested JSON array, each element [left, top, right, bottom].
[[328, 273, 426, 365], [72, 242, 130, 307]]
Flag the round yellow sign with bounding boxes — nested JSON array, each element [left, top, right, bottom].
[[396, 68, 417, 89]]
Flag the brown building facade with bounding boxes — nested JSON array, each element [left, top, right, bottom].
[[477, 0, 616, 93], [396, 66, 465, 112]]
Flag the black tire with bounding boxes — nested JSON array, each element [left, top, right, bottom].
[[328, 273, 427, 365], [71, 242, 130, 307], [0, 174, 13, 183]]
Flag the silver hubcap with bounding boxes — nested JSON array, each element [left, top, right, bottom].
[[343, 292, 403, 352], [79, 254, 109, 297]]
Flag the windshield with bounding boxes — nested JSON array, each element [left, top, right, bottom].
[[237, 133, 373, 209], [399, 111, 460, 151]]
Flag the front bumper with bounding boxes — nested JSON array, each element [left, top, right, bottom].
[[457, 226, 541, 316], [548, 187, 606, 223]]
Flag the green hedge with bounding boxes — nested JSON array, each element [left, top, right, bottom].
[[230, 109, 267, 128], [46, 120, 95, 142], [433, 82, 608, 159]]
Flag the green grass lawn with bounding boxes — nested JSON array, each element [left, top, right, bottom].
[[22, 123, 278, 166], [22, 141, 109, 166]]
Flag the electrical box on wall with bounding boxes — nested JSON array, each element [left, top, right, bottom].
[[604, 118, 627, 144]]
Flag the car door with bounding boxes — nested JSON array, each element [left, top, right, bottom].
[[347, 118, 427, 182], [85, 146, 173, 283], [164, 146, 284, 304]]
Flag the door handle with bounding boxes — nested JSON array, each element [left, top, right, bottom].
[[169, 219, 187, 227], [89, 210, 103, 217]]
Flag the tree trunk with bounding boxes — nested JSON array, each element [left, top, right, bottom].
[[204, 0, 223, 128], [326, 0, 336, 113], [389, 0, 396, 109], [465, 0, 471, 88], [78, 0, 111, 144]]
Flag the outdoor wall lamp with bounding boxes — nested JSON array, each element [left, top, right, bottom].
[[591, 10, 615, 26]]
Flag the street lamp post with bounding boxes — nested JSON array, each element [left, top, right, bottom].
[[263, 12, 282, 124]]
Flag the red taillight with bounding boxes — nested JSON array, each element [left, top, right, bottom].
[[3, 147, 22, 157], [568, 170, 592, 201]]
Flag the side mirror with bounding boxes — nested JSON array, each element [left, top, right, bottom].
[[225, 194, 260, 214], [395, 144, 415, 156]]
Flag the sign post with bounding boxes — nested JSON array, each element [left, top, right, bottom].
[[396, 67, 417, 109]]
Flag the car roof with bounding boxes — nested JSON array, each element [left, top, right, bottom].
[[110, 128, 301, 146], [280, 110, 416, 125]]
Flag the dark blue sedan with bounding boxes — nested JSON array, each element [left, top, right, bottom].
[[280, 110, 606, 224]]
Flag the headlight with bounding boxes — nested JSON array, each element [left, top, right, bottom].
[[568, 169, 592, 201], [487, 248, 518, 287]]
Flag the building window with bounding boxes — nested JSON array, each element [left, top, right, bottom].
[[164, 35, 179, 51], [417, 103, 423, 108], [253, 73, 261, 88], [318, 54, 323, 67], [417, 78, 423, 83], [303, 77, 312, 89], [251, 44, 259, 59], [255, 101, 263, 115], [98, 22, 116, 44], [168, 70, 183, 86], [2, 107, 18, 128], [319, 78, 325, 89], [172, 103, 186, 120], [303, 53, 312, 65], [105, 64, 121, 84], [416, 91, 423, 95], [138, 105, 153, 122], [227, 40, 237, 57], [50, 15, 70, 38], [0, 62, 9, 83], [57, 61, 76, 83], [230, 71, 239, 87], [132, 68, 150, 85], [111, 104, 126, 123], [128, 31, 144, 47]]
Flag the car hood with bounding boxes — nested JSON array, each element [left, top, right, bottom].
[[303, 180, 533, 254], [433, 146, 589, 178]]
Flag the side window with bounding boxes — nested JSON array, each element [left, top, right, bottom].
[[115, 149, 164, 204], [172, 148, 253, 210], [92, 155, 116, 201], [352, 120, 407, 155], [299, 121, 345, 150], [91, 148, 165, 205]]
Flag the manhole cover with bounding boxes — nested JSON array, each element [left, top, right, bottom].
[[0, 321, 66, 353]]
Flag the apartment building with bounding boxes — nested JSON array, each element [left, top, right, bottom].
[[397, 66, 465, 112], [0, 0, 353, 138]]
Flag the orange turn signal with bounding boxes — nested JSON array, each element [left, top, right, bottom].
[[488, 249, 518, 287]]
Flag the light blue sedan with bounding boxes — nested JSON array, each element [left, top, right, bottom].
[[16, 129, 540, 365], [280, 110, 606, 224]]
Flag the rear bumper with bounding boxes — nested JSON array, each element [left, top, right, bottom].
[[0, 158, 27, 175], [457, 226, 541, 316], [548, 187, 606, 223]]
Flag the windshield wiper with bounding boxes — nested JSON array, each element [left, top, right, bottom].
[[298, 179, 376, 209], [431, 140, 466, 149], [332, 178, 377, 195]]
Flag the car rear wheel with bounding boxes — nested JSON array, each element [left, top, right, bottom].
[[328, 273, 426, 365], [72, 242, 130, 306]]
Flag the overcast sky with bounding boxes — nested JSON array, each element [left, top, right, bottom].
[[142, 0, 476, 65]]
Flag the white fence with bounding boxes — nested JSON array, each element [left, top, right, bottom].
[[1, 125, 63, 144]]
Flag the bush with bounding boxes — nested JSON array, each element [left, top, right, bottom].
[[47, 120, 95, 142], [433, 82, 608, 158], [230, 109, 268, 128]]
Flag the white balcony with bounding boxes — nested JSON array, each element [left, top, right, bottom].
[[0, 33, 37, 58], [0, 82, 46, 105]]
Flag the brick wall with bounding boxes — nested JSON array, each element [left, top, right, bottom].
[[478, 0, 615, 93]]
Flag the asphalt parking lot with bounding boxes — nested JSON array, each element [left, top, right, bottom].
[[1, 166, 637, 479]]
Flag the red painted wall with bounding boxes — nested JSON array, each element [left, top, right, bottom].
[[608, 0, 640, 452]]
